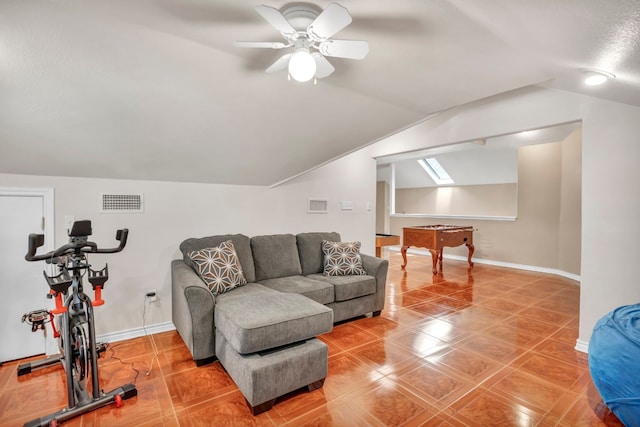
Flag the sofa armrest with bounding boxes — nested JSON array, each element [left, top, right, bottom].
[[361, 254, 389, 313], [171, 259, 216, 362]]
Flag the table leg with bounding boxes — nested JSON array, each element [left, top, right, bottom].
[[466, 243, 475, 268], [429, 249, 439, 274], [376, 246, 381, 258], [401, 246, 409, 269]]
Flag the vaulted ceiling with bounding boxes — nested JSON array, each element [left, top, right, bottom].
[[1, 1, 639, 186]]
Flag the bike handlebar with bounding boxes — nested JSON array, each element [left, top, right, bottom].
[[95, 229, 129, 254], [25, 228, 129, 262]]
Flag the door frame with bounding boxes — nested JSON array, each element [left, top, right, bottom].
[[0, 187, 56, 354]]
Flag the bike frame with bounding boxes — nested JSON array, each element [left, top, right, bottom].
[[59, 270, 99, 407]]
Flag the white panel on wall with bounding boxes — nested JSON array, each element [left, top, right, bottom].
[[340, 201, 353, 210], [308, 198, 328, 213]]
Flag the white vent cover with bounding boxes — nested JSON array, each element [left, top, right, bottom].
[[307, 198, 328, 214], [100, 193, 144, 213]]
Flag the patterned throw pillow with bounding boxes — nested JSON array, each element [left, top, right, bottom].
[[322, 240, 367, 276], [188, 240, 247, 295]]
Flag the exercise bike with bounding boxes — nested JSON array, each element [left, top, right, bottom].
[[18, 220, 136, 427]]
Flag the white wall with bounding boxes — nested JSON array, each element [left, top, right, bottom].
[[364, 86, 640, 349], [368, 87, 585, 159], [580, 99, 640, 347], [0, 150, 376, 338]]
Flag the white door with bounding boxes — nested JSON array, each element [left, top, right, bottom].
[[0, 191, 53, 362]]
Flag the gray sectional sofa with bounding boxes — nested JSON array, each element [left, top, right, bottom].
[[171, 231, 388, 413]]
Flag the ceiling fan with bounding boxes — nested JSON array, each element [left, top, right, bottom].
[[235, 2, 369, 83]]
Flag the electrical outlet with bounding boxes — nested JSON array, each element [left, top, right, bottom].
[[145, 289, 157, 302]]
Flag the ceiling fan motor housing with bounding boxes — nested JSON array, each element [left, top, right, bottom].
[[281, 3, 321, 32]]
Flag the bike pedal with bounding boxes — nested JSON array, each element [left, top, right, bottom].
[[96, 342, 108, 355]]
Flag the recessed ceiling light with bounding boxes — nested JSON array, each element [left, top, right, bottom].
[[580, 69, 616, 86]]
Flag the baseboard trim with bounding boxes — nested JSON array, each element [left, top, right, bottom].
[[575, 339, 589, 354], [97, 321, 176, 344], [388, 246, 581, 282]]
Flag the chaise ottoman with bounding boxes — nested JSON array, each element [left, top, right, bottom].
[[214, 283, 333, 414]]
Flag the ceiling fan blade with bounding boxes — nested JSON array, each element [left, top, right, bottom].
[[318, 40, 369, 60], [307, 2, 352, 41], [265, 53, 293, 73], [234, 41, 289, 49], [312, 53, 335, 78], [255, 5, 298, 40]]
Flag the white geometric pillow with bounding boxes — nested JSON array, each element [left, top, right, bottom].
[[322, 240, 367, 276], [188, 240, 247, 295]]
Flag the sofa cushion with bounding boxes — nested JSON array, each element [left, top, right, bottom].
[[251, 234, 302, 281], [215, 287, 333, 354], [187, 240, 247, 296], [307, 273, 376, 302], [322, 241, 367, 276], [180, 234, 256, 283], [296, 232, 341, 275], [258, 275, 335, 305], [215, 282, 274, 301]]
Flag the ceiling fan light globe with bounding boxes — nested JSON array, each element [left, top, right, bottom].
[[288, 50, 316, 82]]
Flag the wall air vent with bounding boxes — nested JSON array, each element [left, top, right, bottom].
[[100, 193, 144, 213], [308, 198, 328, 214]]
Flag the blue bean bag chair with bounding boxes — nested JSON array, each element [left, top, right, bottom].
[[589, 303, 640, 426]]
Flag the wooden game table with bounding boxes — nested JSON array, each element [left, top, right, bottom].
[[375, 234, 400, 257], [401, 225, 474, 274]]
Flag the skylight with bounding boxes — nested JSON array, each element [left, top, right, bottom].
[[418, 158, 454, 185]]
